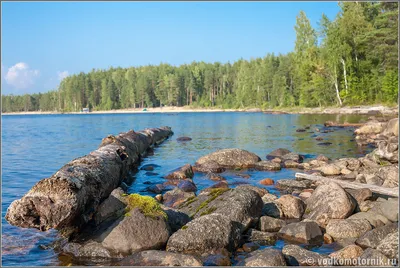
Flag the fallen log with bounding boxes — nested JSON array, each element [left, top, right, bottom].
[[295, 172, 399, 197], [324, 121, 364, 127], [5, 126, 173, 237]]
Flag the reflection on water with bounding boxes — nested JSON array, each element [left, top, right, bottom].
[[1, 112, 371, 266]]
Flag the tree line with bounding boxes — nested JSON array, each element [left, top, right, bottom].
[[2, 2, 398, 113]]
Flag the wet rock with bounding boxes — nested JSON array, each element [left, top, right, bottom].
[[100, 208, 170, 255], [258, 216, 286, 232], [262, 202, 283, 218], [244, 229, 276, 246], [196, 148, 261, 169], [317, 142, 332, 146], [166, 214, 241, 255], [254, 161, 281, 171], [283, 160, 299, 168], [329, 245, 364, 263], [93, 188, 127, 226], [315, 137, 324, 141], [207, 181, 229, 190], [296, 128, 306, 132], [278, 221, 323, 245], [319, 164, 341, 176], [177, 137, 192, 142], [304, 182, 355, 227], [237, 248, 287, 266], [207, 173, 226, 181], [356, 222, 398, 249], [316, 154, 329, 162], [203, 254, 231, 266], [276, 179, 311, 192], [193, 162, 226, 173], [325, 219, 372, 239], [117, 250, 202, 266], [275, 195, 305, 219], [177, 180, 197, 193], [348, 212, 390, 228], [163, 188, 196, 208], [376, 231, 399, 260], [62, 241, 112, 259], [165, 164, 194, 180], [242, 242, 260, 252], [358, 248, 393, 266], [259, 178, 274, 185], [282, 244, 328, 266], [141, 164, 159, 171], [266, 148, 291, 160], [178, 187, 263, 230], [145, 171, 159, 176], [147, 184, 165, 194]]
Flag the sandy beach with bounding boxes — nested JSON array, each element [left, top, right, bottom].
[[1, 105, 398, 116]]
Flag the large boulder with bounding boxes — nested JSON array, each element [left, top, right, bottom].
[[237, 248, 287, 266], [178, 187, 263, 230], [356, 222, 398, 249], [61, 241, 112, 259], [162, 188, 196, 208], [355, 121, 387, 135], [358, 248, 393, 266], [275, 195, 305, 219], [99, 207, 170, 256], [266, 148, 291, 160], [319, 164, 341, 176], [278, 221, 323, 245], [329, 245, 364, 264], [281, 153, 304, 163], [304, 182, 355, 227], [258, 216, 286, 232], [93, 187, 127, 226], [378, 165, 399, 188], [166, 214, 241, 255], [282, 244, 328, 266], [376, 231, 399, 260], [370, 198, 398, 222], [195, 149, 261, 169], [254, 161, 281, 171], [161, 206, 191, 233], [117, 250, 202, 266], [382, 118, 399, 137], [325, 219, 372, 240], [348, 211, 391, 228], [374, 141, 399, 164]]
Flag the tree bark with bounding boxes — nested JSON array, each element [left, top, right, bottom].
[[5, 127, 173, 237], [340, 58, 348, 94], [334, 66, 343, 106]]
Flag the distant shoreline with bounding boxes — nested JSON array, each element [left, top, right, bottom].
[[2, 105, 398, 116]]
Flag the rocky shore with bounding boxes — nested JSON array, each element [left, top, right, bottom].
[[5, 117, 399, 266]]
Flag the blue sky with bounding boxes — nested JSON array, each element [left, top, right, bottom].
[[1, 2, 340, 95]]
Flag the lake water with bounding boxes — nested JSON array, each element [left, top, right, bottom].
[[1, 112, 372, 266]]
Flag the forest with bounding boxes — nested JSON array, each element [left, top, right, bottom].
[[2, 2, 398, 113]]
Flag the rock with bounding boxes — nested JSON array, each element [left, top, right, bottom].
[[163, 188, 196, 208], [379, 166, 399, 188], [62, 241, 112, 259], [99, 208, 170, 255], [319, 164, 341, 176], [298, 163, 311, 169], [317, 142, 332, 146], [155, 194, 162, 202], [356, 174, 367, 183], [370, 199, 398, 222], [262, 202, 283, 218], [356, 222, 398, 249], [282, 244, 327, 266], [348, 212, 391, 228], [259, 178, 274, 185], [193, 162, 226, 173], [316, 155, 329, 162], [147, 184, 165, 194], [237, 248, 287, 266], [278, 221, 323, 245], [258, 216, 286, 232], [283, 160, 299, 168], [166, 214, 241, 255], [299, 191, 312, 201], [329, 245, 364, 264], [315, 137, 324, 141], [206, 181, 229, 190], [196, 149, 261, 169], [275, 195, 305, 219], [358, 248, 393, 266], [359, 200, 375, 212], [244, 229, 276, 246], [296, 128, 306, 132], [242, 242, 260, 252], [324, 233, 334, 244], [235, 185, 268, 197], [376, 232, 399, 260], [271, 157, 282, 163], [344, 171, 358, 180], [165, 164, 194, 180], [254, 161, 281, 171], [365, 174, 383, 186], [178, 187, 263, 230], [341, 168, 352, 175], [309, 160, 327, 167], [325, 219, 372, 240], [262, 193, 278, 203], [355, 121, 386, 135], [207, 173, 226, 181], [276, 179, 311, 192], [177, 137, 192, 142], [140, 164, 160, 171], [345, 188, 372, 206], [203, 254, 231, 266], [282, 153, 304, 163], [382, 118, 398, 137], [266, 148, 291, 160], [117, 250, 202, 266], [161, 206, 191, 233], [304, 182, 355, 227], [177, 180, 197, 192], [93, 188, 127, 225]]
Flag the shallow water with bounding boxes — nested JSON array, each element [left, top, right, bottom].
[[1, 112, 372, 266]]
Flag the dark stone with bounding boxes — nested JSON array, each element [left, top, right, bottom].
[[177, 137, 192, 142], [165, 164, 194, 180], [278, 221, 323, 245], [317, 142, 333, 146], [177, 180, 197, 193], [282, 244, 328, 266], [237, 248, 287, 266]]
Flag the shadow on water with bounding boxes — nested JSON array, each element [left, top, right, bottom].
[[1, 112, 373, 266]]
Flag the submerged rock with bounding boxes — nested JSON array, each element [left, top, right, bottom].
[[117, 250, 202, 266], [196, 148, 261, 169], [177, 137, 192, 142], [166, 214, 241, 255]]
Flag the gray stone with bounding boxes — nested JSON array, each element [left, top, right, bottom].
[[258, 216, 286, 232], [275, 195, 305, 219], [163, 188, 196, 208], [117, 250, 202, 266], [282, 244, 328, 266], [326, 219, 372, 240], [93, 188, 127, 225], [237, 248, 287, 266], [358, 248, 393, 266], [244, 229, 276, 246], [278, 221, 323, 245], [376, 231, 399, 260], [254, 161, 281, 171], [262, 202, 283, 218], [370, 199, 398, 222], [348, 212, 391, 228], [196, 148, 261, 169], [62, 241, 112, 259], [356, 222, 398, 249]]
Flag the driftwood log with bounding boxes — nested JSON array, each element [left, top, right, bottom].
[[5, 126, 173, 237], [295, 172, 399, 197]]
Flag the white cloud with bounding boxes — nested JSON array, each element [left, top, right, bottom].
[[57, 70, 69, 81], [4, 62, 40, 89]]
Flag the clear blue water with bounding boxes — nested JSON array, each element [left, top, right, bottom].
[[1, 112, 371, 266]]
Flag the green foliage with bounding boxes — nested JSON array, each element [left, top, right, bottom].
[[125, 193, 167, 220], [2, 2, 397, 113]]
